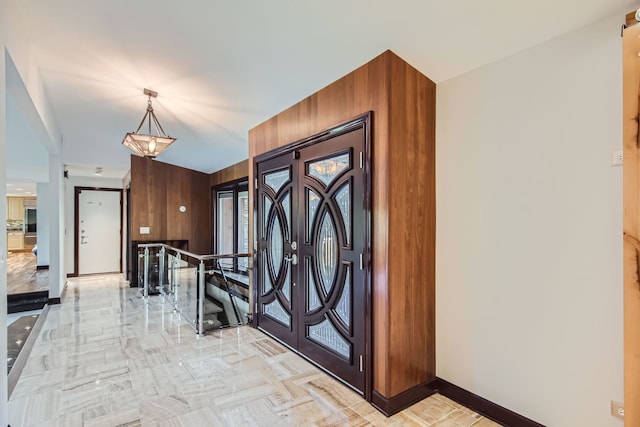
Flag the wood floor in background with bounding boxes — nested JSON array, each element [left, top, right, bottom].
[[7, 251, 48, 294]]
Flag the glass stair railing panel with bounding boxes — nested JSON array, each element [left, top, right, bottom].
[[138, 244, 251, 335], [204, 255, 250, 328], [171, 254, 199, 329]]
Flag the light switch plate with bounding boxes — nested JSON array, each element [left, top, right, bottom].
[[140, 227, 150, 234], [612, 150, 623, 167]]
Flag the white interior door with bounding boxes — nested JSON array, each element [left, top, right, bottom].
[[78, 189, 121, 275]]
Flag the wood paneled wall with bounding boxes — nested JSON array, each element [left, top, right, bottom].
[[130, 155, 211, 254], [386, 55, 437, 393], [210, 159, 249, 187], [248, 50, 436, 400], [623, 21, 640, 427]]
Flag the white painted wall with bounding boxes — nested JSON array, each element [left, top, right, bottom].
[[0, 32, 8, 427], [36, 182, 50, 266], [49, 155, 65, 299], [436, 14, 623, 427], [1, 3, 63, 423], [6, 51, 65, 300], [64, 175, 123, 275]]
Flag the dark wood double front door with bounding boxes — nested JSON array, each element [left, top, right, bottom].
[[255, 120, 369, 394]]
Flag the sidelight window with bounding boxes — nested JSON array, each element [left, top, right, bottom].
[[213, 180, 249, 274]]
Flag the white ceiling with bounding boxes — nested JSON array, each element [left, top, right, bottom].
[[8, 0, 638, 177], [6, 183, 37, 197], [6, 92, 49, 184]]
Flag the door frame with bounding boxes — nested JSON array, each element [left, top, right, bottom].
[[126, 184, 131, 282], [211, 178, 250, 266], [252, 112, 373, 400], [72, 187, 123, 277]]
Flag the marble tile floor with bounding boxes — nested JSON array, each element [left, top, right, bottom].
[[8, 274, 501, 427]]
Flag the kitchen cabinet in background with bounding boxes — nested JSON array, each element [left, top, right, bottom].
[[7, 197, 24, 220], [7, 231, 24, 250]]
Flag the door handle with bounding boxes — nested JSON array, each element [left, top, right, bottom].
[[284, 254, 298, 265], [284, 241, 298, 264]]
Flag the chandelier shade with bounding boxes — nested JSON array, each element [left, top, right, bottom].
[[122, 89, 176, 158]]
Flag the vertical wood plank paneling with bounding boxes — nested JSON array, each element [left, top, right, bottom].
[[210, 159, 249, 186], [130, 155, 211, 253], [387, 54, 436, 395], [248, 52, 393, 394], [147, 157, 167, 239], [623, 22, 640, 427], [190, 167, 212, 254], [166, 162, 194, 245], [369, 52, 391, 396], [249, 50, 435, 400]]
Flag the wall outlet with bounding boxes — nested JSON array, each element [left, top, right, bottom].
[[612, 150, 623, 167], [611, 401, 624, 419], [140, 226, 150, 235]]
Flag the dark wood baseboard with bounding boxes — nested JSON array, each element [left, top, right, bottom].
[[46, 282, 68, 306], [430, 378, 545, 427], [371, 379, 437, 416], [370, 377, 544, 426], [36, 265, 49, 270]]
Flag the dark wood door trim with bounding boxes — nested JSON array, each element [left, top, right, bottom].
[[126, 185, 131, 282], [72, 187, 123, 277]]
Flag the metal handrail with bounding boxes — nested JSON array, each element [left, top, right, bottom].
[[215, 260, 242, 326], [137, 243, 250, 263], [143, 247, 149, 298], [198, 260, 205, 335]]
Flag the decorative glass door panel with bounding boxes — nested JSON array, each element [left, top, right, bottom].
[[256, 161, 297, 348], [297, 136, 366, 393], [256, 121, 368, 394]]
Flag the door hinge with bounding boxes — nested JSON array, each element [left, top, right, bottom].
[[359, 355, 364, 372], [254, 178, 258, 189], [359, 152, 364, 169], [359, 253, 364, 270]]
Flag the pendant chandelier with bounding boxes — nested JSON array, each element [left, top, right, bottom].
[[122, 88, 176, 158]]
